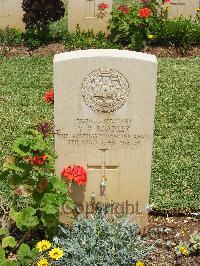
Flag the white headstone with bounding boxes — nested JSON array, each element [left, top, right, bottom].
[[68, 0, 113, 33], [0, 0, 25, 30], [167, 0, 199, 18], [54, 49, 157, 228]]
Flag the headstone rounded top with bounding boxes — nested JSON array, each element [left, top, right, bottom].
[[54, 49, 157, 64], [82, 68, 129, 113]]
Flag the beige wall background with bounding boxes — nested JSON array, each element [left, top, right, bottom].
[[0, 0, 199, 31], [167, 0, 200, 18], [0, 0, 24, 30], [0, 0, 68, 31]]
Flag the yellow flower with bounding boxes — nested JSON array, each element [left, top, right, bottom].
[[197, 8, 200, 12], [36, 240, 51, 252], [147, 34, 154, 39], [136, 261, 145, 266], [49, 247, 64, 260], [37, 258, 49, 266], [179, 246, 189, 255]]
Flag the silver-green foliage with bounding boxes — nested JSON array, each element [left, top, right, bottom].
[[190, 231, 200, 251], [53, 214, 153, 265]]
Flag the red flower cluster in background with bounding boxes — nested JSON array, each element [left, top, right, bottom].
[[138, 7, 152, 18], [30, 155, 48, 165], [98, 3, 109, 10], [43, 88, 54, 104], [163, 0, 171, 3], [61, 164, 87, 186], [117, 5, 130, 14]]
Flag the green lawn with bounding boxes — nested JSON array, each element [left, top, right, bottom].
[[0, 55, 199, 210]]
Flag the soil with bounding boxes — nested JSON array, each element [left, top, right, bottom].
[[0, 43, 200, 58], [146, 215, 200, 266], [142, 45, 200, 58], [7, 214, 199, 265]]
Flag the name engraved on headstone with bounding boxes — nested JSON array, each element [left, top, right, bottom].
[[55, 118, 146, 147]]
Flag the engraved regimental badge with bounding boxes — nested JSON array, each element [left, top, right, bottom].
[[82, 69, 129, 113]]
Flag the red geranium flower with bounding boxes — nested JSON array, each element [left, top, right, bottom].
[[138, 7, 152, 18], [163, 0, 171, 3], [98, 3, 109, 10], [30, 155, 48, 165], [117, 5, 130, 14], [43, 89, 54, 104], [61, 164, 87, 186]]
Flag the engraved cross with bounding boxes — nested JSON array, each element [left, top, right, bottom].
[[87, 149, 119, 196], [85, 0, 96, 18]]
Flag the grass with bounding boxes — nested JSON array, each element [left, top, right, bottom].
[[0, 55, 199, 210]]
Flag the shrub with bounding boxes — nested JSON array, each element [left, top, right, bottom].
[[23, 27, 45, 49], [22, 0, 65, 32], [0, 28, 24, 46], [108, 0, 160, 50], [49, 15, 68, 42], [22, 0, 65, 46], [63, 27, 121, 50], [53, 213, 153, 265], [1, 129, 74, 238], [150, 17, 200, 48]]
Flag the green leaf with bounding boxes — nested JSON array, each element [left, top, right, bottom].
[[0, 248, 5, 263], [16, 243, 36, 265], [12, 138, 31, 157], [3, 162, 24, 173], [2, 236, 16, 248], [32, 191, 44, 206], [0, 170, 9, 182], [57, 194, 67, 206], [41, 193, 59, 214], [0, 228, 8, 237], [65, 196, 74, 209], [50, 176, 68, 194], [9, 209, 19, 221], [0, 261, 19, 266], [41, 212, 59, 237], [30, 248, 40, 261], [17, 244, 30, 260], [10, 207, 39, 231]]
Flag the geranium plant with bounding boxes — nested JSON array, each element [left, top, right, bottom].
[[97, 2, 109, 18], [61, 164, 87, 186], [1, 129, 74, 238], [108, 0, 161, 50], [43, 88, 54, 104]]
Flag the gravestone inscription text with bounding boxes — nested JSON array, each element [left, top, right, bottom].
[[55, 118, 146, 147]]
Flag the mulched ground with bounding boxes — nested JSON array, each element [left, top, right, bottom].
[[146, 215, 200, 266], [0, 43, 200, 58]]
